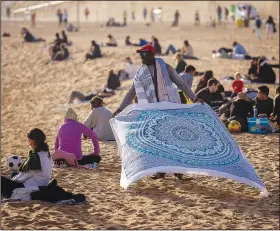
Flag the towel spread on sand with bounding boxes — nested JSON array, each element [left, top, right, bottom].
[[110, 102, 267, 195]]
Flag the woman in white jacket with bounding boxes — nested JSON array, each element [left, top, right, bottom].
[[1, 128, 52, 198]]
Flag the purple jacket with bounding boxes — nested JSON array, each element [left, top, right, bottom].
[[54, 119, 100, 160]]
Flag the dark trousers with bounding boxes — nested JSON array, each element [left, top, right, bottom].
[[1, 176, 24, 198], [77, 155, 101, 165]]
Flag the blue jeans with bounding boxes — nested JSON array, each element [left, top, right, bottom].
[[165, 44, 179, 54]]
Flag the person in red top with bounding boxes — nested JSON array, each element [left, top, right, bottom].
[[231, 72, 243, 98]]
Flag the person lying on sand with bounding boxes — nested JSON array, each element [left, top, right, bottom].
[[84, 40, 102, 62], [20, 27, 45, 43], [54, 108, 101, 166], [83, 97, 115, 141], [164, 40, 198, 60], [1, 128, 52, 198]]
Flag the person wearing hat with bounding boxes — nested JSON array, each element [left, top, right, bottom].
[[113, 44, 203, 180], [113, 44, 203, 116], [1, 128, 52, 198], [84, 96, 115, 141], [54, 108, 101, 166]]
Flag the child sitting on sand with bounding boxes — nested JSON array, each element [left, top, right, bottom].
[[231, 72, 244, 98], [54, 108, 101, 166], [1, 128, 52, 198], [84, 97, 115, 141]]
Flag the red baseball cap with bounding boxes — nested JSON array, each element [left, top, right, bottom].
[[136, 44, 155, 54]]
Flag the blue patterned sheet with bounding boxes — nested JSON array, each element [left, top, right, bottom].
[[110, 102, 267, 196]]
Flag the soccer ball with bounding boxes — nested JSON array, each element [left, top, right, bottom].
[[227, 120, 241, 133], [6, 155, 23, 172]]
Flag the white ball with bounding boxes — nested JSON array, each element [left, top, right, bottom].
[[6, 155, 23, 172]]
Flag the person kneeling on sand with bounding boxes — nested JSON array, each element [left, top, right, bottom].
[[1, 128, 52, 198], [84, 40, 102, 62], [99, 70, 120, 98], [20, 27, 45, 43], [54, 108, 101, 166], [84, 97, 115, 141]]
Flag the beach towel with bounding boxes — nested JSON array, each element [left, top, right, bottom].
[[134, 58, 180, 104], [110, 102, 268, 196]]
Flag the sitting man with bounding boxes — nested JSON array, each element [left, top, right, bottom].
[[84, 40, 102, 62], [196, 78, 225, 109], [118, 57, 137, 80], [84, 97, 115, 141], [254, 85, 274, 118]]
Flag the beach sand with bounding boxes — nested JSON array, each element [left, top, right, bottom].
[[1, 14, 279, 230]]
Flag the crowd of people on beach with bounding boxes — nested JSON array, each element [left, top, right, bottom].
[[1, 6, 279, 203]]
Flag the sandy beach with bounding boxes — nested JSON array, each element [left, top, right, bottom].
[[1, 1, 280, 229]]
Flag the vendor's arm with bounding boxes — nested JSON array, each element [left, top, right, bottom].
[[119, 83, 136, 111]]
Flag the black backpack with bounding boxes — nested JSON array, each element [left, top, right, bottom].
[[256, 18, 262, 28]]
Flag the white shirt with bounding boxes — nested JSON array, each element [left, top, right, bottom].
[[12, 151, 52, 188], [84, 106, 115, 141], [125, 63, 137, 79]]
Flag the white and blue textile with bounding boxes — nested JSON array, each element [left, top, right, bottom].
[[110, 102, 267, 196]]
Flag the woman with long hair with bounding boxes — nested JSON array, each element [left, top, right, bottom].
[[1, 128, 52, 198]]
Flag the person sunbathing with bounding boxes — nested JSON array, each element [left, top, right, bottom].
[[84, 97, 115, 141], [20, 27, 45, 43], [1, 128, 52, 198], [54, 108, 101, 166]]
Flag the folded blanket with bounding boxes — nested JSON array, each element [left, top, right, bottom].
[[110, 102, 268, 197]]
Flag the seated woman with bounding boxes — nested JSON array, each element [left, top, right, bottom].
[[151, 36, 162, 55], [252, 57, 276, 84], [54, 108, 101, 166], [61, 30, 72, 46], [99, 70, 120, 97], [84, 97, 115, 141], [106, 34, 117, 47], [51, 44, 70, 62], [20, 27, 45, 43], [1, 128, 52, 198], [84, 40, 102, 62]]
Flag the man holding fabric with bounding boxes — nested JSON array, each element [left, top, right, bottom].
[[113, 44, 203, 180]]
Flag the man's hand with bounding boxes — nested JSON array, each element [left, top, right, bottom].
[[112, 108, 122, 118], [193, 97, 204, 104]]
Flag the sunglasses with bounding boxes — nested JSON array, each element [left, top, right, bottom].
[[140, 52, 147, 57]]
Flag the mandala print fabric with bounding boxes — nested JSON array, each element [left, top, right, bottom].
[[110, 102, 267, 195]]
